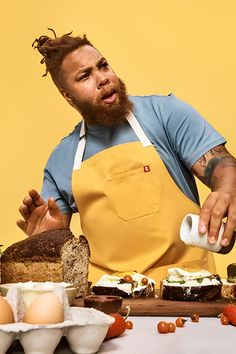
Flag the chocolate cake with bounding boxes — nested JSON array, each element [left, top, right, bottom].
[[1, 229, 90, 297]]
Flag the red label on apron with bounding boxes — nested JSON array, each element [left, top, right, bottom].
[[144, 165, 150, 172]]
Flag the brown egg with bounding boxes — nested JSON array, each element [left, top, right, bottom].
[[23, 292, 64, 324], [0, 296, 15, 323]]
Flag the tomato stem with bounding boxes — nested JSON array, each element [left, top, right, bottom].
[[124, 306, 131, 320]]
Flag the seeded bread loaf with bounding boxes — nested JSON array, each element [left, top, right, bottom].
[[1, 229, 90, 297]]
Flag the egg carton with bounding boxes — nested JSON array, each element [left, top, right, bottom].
[[0, 284, 114, 354], [0, 307, 114, 354]]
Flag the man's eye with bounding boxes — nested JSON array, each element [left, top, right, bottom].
[[77, 74, 88, 81], [100, 61, 108, 68]]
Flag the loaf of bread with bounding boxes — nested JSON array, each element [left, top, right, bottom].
[[160, 267, 222, 301], [1, 229, 90, 297]]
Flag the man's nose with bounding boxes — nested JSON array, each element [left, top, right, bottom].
[[96, 72, 109, 88]]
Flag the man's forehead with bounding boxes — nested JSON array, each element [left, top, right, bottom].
[[61, 45, 103, 72]]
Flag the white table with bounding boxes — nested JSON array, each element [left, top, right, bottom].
[[8, 316, 236, 354], [100, 316, 235, 354]]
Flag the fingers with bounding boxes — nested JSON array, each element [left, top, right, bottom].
[[19, 189, 45, 218], [19, 204, 31, 220], [199, 191, 236, 247], [48, 198, 62, 218], [28, 189, 45, 206], [221, 204, 236, 246], [17, 191, 62, 236], [16, 219, 27, 233], [199, 192, 219, 241]]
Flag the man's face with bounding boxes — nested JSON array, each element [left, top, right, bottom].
[[60, 45, 132, 126]]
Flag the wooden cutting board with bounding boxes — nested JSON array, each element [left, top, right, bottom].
[[73, 297, 236, 317]]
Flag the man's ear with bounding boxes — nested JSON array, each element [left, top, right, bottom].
[[60, 89, 75, 107]]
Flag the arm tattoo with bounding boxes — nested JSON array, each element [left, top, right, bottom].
[[204, 155, 236, 186], [197, 146, 226, 168], [204, 157, 223, 186], [198, 155, 207, 168], [194, 145, 236, 186]]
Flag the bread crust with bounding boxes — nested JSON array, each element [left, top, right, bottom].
[[1, 229, 75, 261], [161, 283, 222, 301], [221, 280, 236, 299], [160, 275, 222, 301]]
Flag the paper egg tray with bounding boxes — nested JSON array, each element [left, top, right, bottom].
[[0, 307, 114, 354]]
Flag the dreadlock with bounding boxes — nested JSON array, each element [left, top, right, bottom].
[[32, 28, 93, 88]]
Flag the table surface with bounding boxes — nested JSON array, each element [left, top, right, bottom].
[[7, 315, 236, 354]]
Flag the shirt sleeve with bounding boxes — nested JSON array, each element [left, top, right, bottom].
[[162, 95, 226, 169], [41, 167, 73, 215], [40, 135, 79, 214]]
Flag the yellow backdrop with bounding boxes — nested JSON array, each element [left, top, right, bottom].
[[1, 0, 235, 277]]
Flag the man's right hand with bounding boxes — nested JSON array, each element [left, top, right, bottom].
[[16, 189, 69, 236]]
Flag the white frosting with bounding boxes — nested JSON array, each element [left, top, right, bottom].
[[168, 267, 212, 278], [95, 273, 155, 295], [163, 267, 221, 287], [221, 278, 236, 285]]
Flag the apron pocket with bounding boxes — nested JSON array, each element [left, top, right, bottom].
[[106, 168, 160, 221]]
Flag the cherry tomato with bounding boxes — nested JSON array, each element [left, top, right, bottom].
[[105, 313, 126, 339], [157, 321, 169, 333], [168, 322, 176, 333], [141, 277, 148, 285], [123, 275, 133, 283], [220, 314, 229, 325], [125, 320, 133, 329], [191, 313, 199, 322], [223, 304, 236, 325], [175, 317, 187, 327]]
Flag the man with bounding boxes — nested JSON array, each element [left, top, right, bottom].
[[17, 30, 236, 282]]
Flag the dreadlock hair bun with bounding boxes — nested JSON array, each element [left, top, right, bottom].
[[32, 28, 92, 84]]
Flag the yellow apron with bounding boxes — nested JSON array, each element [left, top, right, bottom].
[[72, 112, 215, 283]]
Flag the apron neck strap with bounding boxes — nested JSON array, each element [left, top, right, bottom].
[[73, 120, 86, 170], [126, 112, 152, 147], [73, 113, 152, 171]]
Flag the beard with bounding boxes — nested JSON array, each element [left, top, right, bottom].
[[71, 79, 133, 127]]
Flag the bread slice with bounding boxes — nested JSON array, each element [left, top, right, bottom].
[[221, 278, 236, 299], [1, 229, 90, 297], [160, 267, 222, 301], [92, 272, 155, 298]]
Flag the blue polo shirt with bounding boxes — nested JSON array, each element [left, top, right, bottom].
[[41, 94, 226, 214]]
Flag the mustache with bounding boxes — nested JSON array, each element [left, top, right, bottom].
[[97, 78, 125, 101], [70, 77, 133, 127], [100, 87, 116, 100]]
